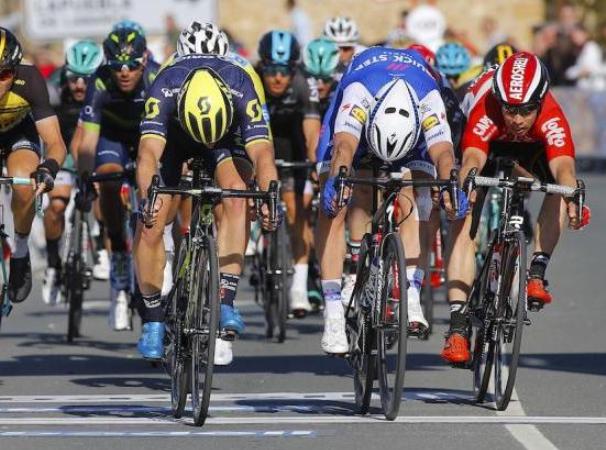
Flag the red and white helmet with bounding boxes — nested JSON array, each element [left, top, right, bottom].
[[407, 43, 436, 67], [492, 51, 550, 107]]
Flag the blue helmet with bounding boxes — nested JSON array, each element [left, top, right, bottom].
[[258, 30, 300, 67], [436, 42, 471, 76], [112, 19, 146, 37]]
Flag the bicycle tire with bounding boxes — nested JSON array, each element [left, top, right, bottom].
[[169, 239, 189, 418], [190, 234, 219, 426], [472, 242, 496, 402], [376, 232, 408, 420], [261, 233, 275, 339], [66, 214, 84, 343], [494, 230, 526, 411], [275, 221, 290, 342], [348, 233, 375, 414]]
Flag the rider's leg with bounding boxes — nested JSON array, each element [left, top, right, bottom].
[[7, 147, 39, 303]]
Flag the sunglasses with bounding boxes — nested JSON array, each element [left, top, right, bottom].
[[262, 65, 292, 77], [108, 59, 143, 72], [0, 68, 15, 82], [502, 103, 539, 117]]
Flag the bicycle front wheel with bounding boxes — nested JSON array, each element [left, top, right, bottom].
[[190, 234, 220, 426], [66, 214, 84, 343], [376, 232, 408, 420], [494, 231, 527, 411]]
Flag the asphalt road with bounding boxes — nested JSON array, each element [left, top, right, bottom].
[[1, 175, 605, 450]]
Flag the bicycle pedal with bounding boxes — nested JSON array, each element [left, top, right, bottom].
[[221, 331, 237, 341], [527, 300, 544, 312], [524, 317, 532, 326]]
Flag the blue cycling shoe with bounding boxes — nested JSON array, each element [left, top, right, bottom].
[[137, 322, 165, 360], [220, 304, 245, 334]]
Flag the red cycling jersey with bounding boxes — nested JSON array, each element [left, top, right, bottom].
[[462, 70, 575, 162]]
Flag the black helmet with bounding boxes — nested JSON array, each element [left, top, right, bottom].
[[483, 42, 518, 69], [258, 30, 300, 67], [103, 27, 146, 66], [0, 27, 23, 69]]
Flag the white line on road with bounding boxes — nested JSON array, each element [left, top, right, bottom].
[[0, 430, 315, 438], [0, 416, 604, 425]]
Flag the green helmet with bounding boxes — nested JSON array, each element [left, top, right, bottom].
[[66, 40, 104, 76], [303, 37, 339, 78]]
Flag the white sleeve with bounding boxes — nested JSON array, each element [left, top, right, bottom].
[[418, 89, 453, 148], [333, 81, 373, 140]]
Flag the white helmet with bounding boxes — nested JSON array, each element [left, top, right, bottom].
[[366, 79, 421, 162], [323, 16, 359, 47], [177, 21, 230, 57]]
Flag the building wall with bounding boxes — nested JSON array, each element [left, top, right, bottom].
[[219, 0, 544, 55]]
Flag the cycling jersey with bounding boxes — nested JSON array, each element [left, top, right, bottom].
[[140, 54, 271, 186], [317, 46, 452, 174], [80, 61, 160, 146], [462, 70, 575, 162]]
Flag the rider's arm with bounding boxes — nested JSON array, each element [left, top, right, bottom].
[[247, 140, 278, 191], [303, 118, 321, 162], [69, 122, 84, 164], [328, 132, 359, 176], [136, 136, 166, 199], [428, 141, 456, 180], [419, 89, 456, 179], [460, 147, 488, 179], [300, 75, 321, 162], [36, 115, 67, 165], [549, 155, 577, 189], [77, 124, 100, 175], [76, 77, 104, 175]]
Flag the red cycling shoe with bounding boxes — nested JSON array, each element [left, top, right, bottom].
[[440, 332, 470, 364]]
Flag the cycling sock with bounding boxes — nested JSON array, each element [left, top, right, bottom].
[[449, 301, 468, 333], [13, 232, 29, 259], [46, 238, 61, 268], [141, 292, 164, 323], [220, 273, 240, 307], [291, 264, 308, 292], [529, 252, 550, 279], [321, 279, 343, 316]]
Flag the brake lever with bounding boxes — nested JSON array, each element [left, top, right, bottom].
[[463, 167, 478, 198], [144, 174, 160, 229], [576, 179, 585, 219], [448, 168, 459, 214], [267, 180, 279, 226], [335, 165, 349, 208]]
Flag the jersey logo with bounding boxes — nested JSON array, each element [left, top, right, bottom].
[[246, 99, 263, 122], [349, 106, 366, 124], [144, 97, 161, 119], [541, 117, 566, 148], [472, 115, 495, 142], [421, 114, 439, 132]]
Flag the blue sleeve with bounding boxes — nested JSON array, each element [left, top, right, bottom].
[[139, 68, 181, 139]]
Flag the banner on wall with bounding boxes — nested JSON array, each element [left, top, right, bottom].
[[23, 0, 217, 40]]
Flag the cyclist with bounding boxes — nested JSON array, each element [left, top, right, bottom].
[[442, 51, 591, 364], [257, 30, 321, 316], [42, 40, 104, 305], [316, 46, 462, 353], [0, 27, 67, 304], [77, 27, 160, 331], [302, 37, 340, 118], [134, 53, 278, 365], [435, 42, 472, 101], [322, 17, 366, 79]]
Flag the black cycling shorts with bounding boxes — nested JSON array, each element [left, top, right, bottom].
[[0, 118, 41, 157]]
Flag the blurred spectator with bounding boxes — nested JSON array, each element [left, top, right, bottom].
[[164, 14, 179, 58], [32, 45, 57, 80], [405, 1, 446, 52], [286, 0, 312, 47], [223, 29, 249, 59], [565, 25, 606, 90], [386, 10, 410, 47], [480, 16, 508, 51]]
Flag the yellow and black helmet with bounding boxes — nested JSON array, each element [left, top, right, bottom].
[[483, 42, 518, 70], [177, 68, 234, 145], [0, 27, 23, 69]]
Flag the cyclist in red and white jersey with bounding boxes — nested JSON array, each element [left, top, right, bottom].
[[442, 51, 591, 364]]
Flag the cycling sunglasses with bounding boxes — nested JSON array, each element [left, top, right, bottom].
[[0, 67, 15, 81], [107, 59, 143, 72], [262, 64, 293, 77], [502, 102, 540, 117]]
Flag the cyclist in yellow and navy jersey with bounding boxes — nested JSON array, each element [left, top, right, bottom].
[[77, 26, 160, 331], [0, 27, 67, 305], [134, 49, 279, 365]]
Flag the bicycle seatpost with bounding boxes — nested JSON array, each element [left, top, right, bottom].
[[335, 165, 349, 208]]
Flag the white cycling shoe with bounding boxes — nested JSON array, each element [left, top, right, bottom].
[[214, 338, 233, 366], [109, 289, 132, 331], [341, 273, 356, 308], [321, 311, 349, 354], [290, 288, 312, 316], [93, 249, 110, 280], [42, 267, 60, 306]]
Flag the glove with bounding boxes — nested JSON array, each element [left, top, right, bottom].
[[33, 159, 60, 193], [440, 187, 469, 221], [321, 176, 350, 218], [574, 205, 591, 230]]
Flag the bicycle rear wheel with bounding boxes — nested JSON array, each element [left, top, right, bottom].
[[494, 231, 526, 411], [169, 239, 189, 418], [376, 232, 408, 420], [66, 214, 84, 343], [190, 235, 219, 426]]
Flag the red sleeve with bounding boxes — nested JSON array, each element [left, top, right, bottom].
[[533, 93, 575, 161], [461, 92, 499, 155]]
